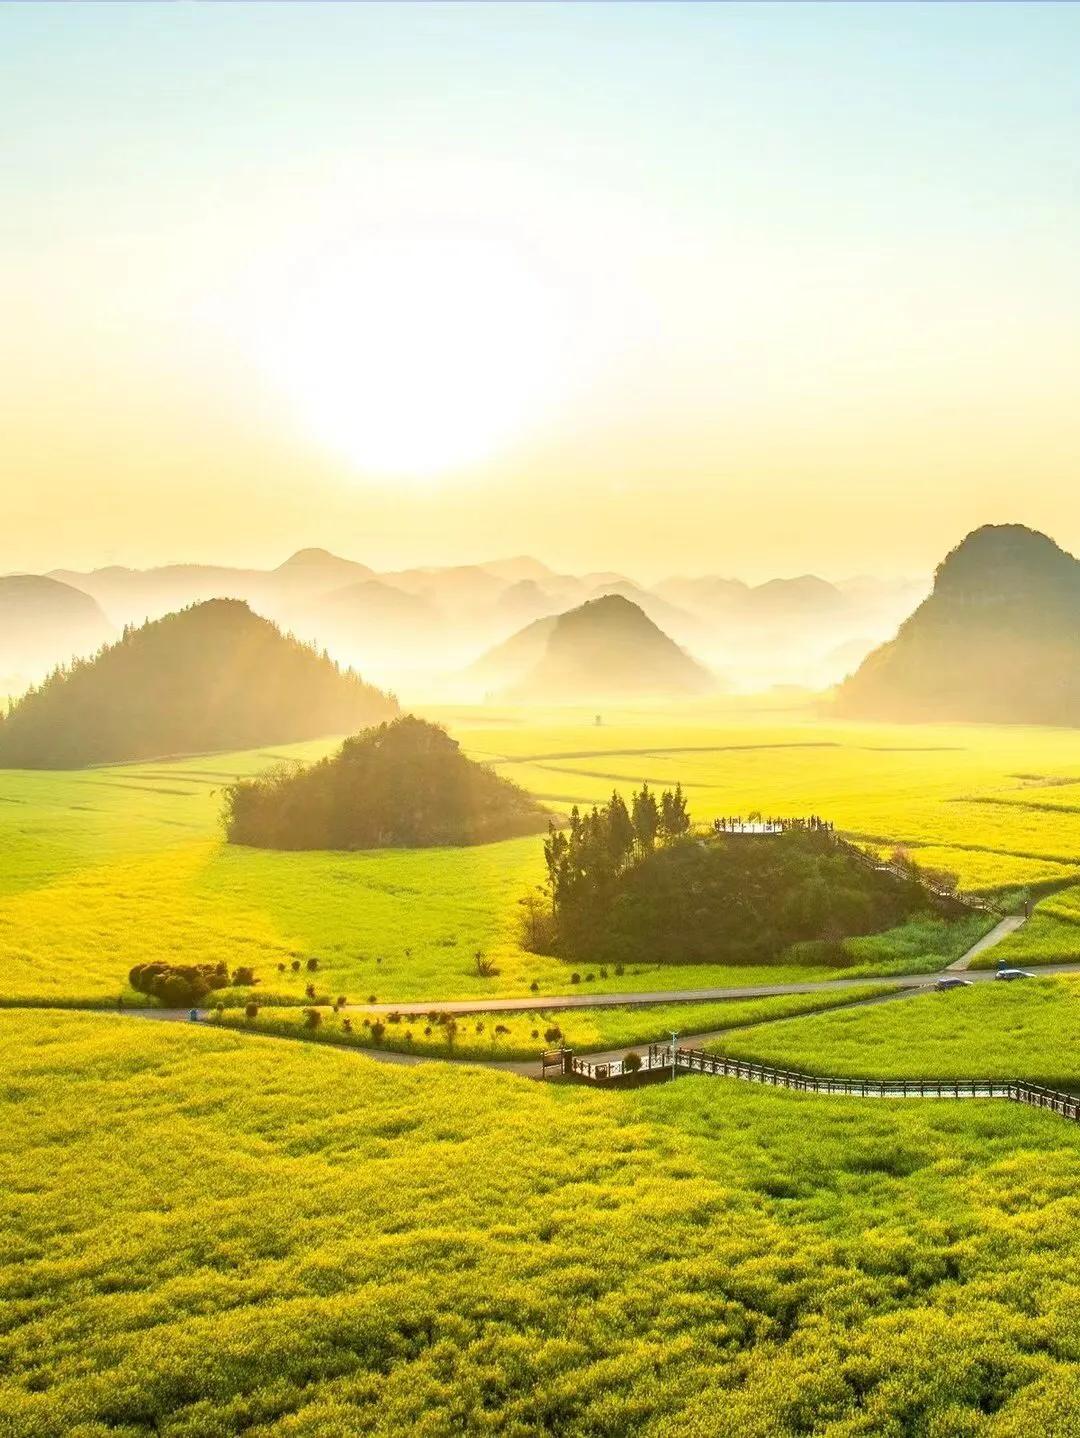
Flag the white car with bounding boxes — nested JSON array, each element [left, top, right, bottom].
[[994, 968, 1034, 982]]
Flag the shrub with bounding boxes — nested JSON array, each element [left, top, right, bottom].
[[304, 1008, 322, 1029], [571, 973, 581, 985], [585, 973, 595, 982], [623, 1051, 642, 1074], [231, 966, 258, 987], [388, 1012, 401, 1025], [305, 983, 316, 999], [307, 957, 319, 972], [474, 950, 499, 978], [367, 995, 377, 1005], [615, 964, 624, 975], [530, 980, 539, 993], [336, 996, 347, 1010], [369, 1021, 385, 1044], [291, 960, 301, 973], [544, 1026, 563, 1045], [245, 1002, 259, 1020], [342, 1018, 352, 1034], [495, 1024, 510, 1038]]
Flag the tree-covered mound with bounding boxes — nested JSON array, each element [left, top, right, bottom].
[[836, 523, 1080, 724], [0, 599, 397, 768], [223, 714, 551, 850], [532, 788, 963, 966]]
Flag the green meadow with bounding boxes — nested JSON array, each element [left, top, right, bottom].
[[2, 707, 1080, 1006], [215, 983, 898, 1064], [6, 1009, 1080, 1437], [717, 974, 1080, 1092]]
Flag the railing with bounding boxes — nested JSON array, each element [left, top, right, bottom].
[[564, 1043, 676, 1081], [561, 1045, 1080, 1122]]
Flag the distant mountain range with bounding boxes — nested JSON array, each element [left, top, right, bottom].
[[0, 599, 397, 768], [474, 594, 714, 700], [836, 524, 1080, 725], [0, 575, 115, 688], [0, 546, 925, 698]]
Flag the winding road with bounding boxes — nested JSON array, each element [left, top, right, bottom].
[[111, 905, 1080, 1079]]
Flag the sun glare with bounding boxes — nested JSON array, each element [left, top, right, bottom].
[[258, 231, 569, 479]]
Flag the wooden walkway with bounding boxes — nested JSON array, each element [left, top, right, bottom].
[[564, 1045, 1080, 1122]]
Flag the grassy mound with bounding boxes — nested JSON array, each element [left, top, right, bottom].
[[223, 715, 551, 850]]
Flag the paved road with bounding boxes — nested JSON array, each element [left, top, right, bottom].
[[576, 984, 928, 1067], [135, 968, 1026, 1026], [333, 959, 1080, 1017], [946, 913, 1028, 971], [84, 904, 1066, 1079], [123, 961, 1080, 1077]]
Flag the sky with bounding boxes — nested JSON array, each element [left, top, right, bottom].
[[3, 1, 1080, 582]]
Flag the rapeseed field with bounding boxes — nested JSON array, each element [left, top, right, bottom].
[[4, 1010, 1080, 1437], [718, 974, 1080, 1090], [2, 707, 1079, 1005]]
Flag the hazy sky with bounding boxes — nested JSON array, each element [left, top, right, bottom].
[[4, 2, 1080, 580]]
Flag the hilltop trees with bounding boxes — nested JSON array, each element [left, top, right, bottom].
[[542, 783, 689, 917], [532, 789, 956, 968], [223, 715, 551, 849]]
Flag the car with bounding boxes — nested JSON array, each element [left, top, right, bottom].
[[936, 977, 973, 990], [994, 968, 1034, 981]]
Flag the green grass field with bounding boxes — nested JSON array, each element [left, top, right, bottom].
[[214, 984, 899, 1063], [716, 975, 1080, 1091], [2, 707, 1080, 1006], [7, 1010, 1080, 1437]]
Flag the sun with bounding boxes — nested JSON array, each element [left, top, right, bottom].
[[259, 230, 568, 479]]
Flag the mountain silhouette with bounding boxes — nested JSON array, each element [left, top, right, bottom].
[[0, 599, 397, 768], [0, 574, 115, 684], [480, 594, 713, 700], [836, 524, 1080, 724]]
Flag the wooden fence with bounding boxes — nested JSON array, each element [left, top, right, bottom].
[[559, 1045, 1080, 1122]]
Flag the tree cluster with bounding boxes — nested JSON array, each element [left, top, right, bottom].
[[222, 715, 551, 850], [542, 783, 690, 918], [128, 961, 260, 1008], [531, 790, 956, 967]]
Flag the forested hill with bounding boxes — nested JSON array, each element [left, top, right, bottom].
[[223, 715, 551, 849], [836, 524, 1080, 724], [0, 599, 397, 768]]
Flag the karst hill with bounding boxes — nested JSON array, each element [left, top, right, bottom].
[[0, 599, 397, 768], [836, 524, 1080, 724], [0, 574, 115, 684], [477, 593, 714, 700]]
